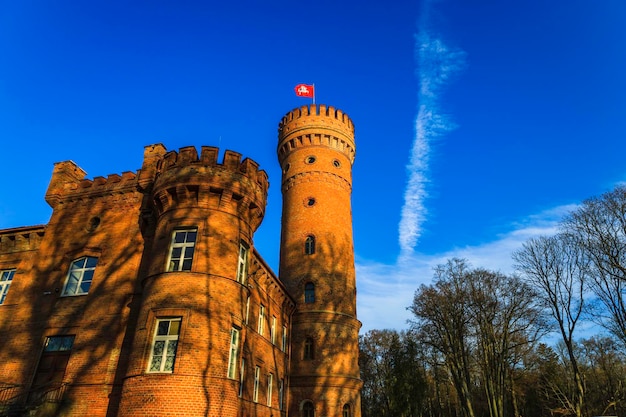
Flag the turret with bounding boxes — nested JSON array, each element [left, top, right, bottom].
[[117, 145, 271, 416], [278, 105, 362, 417]]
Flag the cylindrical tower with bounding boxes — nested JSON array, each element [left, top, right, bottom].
[[278, 105, 362, 417], [118, 145, 269, 417]]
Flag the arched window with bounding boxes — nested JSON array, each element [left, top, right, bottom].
[[304, 337, 314, 360], [303, 400, 315, 417], [304, 282, 315, 303], [343, 404, 351, 417], [304, 235, 315, 255]]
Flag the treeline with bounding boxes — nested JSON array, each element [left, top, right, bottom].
[[360, 185, 626, 417]]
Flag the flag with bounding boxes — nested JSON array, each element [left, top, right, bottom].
[[294, 84, 314, 98]]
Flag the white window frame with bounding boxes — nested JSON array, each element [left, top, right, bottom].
[[270, 316, 277, 344], [267, 373, 273, 406], [236, 242, 249, 283], [166, 228, 197, 272], [253, 366, 260, 403], [147, 317, 181, 373], [227, 327, 240, 379], [282, 325, 288, 352], [258, 305, 265, 335], [61, 257, 98, 296], [0, 269, 15, 305], [239, 359, 246, 397], [245, 296, 250, 324], [279, 378, 284, 410]]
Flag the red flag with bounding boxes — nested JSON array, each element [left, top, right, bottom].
[[294, 84, 314, 98]]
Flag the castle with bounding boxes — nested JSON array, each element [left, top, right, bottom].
[[0, 105, 362, 417]]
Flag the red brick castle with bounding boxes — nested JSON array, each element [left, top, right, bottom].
[[0, 105, 362, 417]]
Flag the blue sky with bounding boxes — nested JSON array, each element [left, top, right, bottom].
[[1, 0, 625, 332]]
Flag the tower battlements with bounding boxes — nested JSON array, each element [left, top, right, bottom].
[[45, 160, 138, 208], [278, 105, 356, 165], [138, 144, 269, 232]]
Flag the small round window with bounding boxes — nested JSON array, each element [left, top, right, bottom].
[[333, 159, 341, 168], [306, 198, 316, 207], [305, 156, 316, 164], [87, 216, 101, 232]]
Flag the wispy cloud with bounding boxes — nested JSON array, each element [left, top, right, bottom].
[[398, 0, 466, 258], [360, 205, 573, 332]]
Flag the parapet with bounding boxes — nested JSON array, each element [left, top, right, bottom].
[[139, 145, 269, 232], [277, 105, 356, 164], [278, 104, 354, 134], [138, 144, 268, 194], [45, 160, 138, 208], [0, 225, 46, 254]]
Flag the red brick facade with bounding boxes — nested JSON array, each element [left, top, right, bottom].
[[0, 105, 361, 417]]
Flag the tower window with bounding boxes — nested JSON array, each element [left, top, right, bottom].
[[305, 156, 316, 164], [147, 318, 181, 373], [282, 163, 290, 173], [267, 373, 273, 406], [304, 282, 315, 303], [237, 242, 249, 283], [306, 198, 316, 207], [87, 216, 101, 232], [239, 359, 246, 397], [253, 366, 260, 403], [258, 305, 265, 335], [62, 256, 98, 296], [303, 400, 315, 417], [304, 337, 314, 360], [305, 236, 315, 255], [227, 327, 240, 379], [279, 379, 285, 410], [167, 228, 197, 272], [343, 404, 352, 417]]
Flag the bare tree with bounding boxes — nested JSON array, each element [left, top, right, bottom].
[[409, 259, 544, 417], [562, 186, 626, 348], [513, 234, 588, 417], [467, 269, 544, 417], [409, 259, 477, 417]]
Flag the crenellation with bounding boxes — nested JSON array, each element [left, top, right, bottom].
[[107, 174, 121, 183], [0, 226, 45, 253], [223, 150, 242, 170], [178, 146, 198, 163], [200, 146, 219, 166], [162, 150, 178, 170]]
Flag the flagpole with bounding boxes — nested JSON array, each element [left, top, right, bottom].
[[313, 84, 316, 105]]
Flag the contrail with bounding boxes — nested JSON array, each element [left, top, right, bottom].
[[398, 0, 465, 259]]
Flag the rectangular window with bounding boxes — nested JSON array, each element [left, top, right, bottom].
[[31, 335, 75, 392], [147, 318, 181, 373], [258, 305, 265, 335], [62, 257, 98, 296], [0, 269, 15, 305], [282, 325, 288, 352], [167, 229, 197, 272], [44, 335, 75, 352], [267, 373, 273, 406], [238, 359, 245, 397], [270, 316, 277, 344], [245, 296, 250, 325], [236, 242, 249, 283], [279, 378, 284, 410], [227, 327, 240, 379], [253, 366, 260, 403]]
